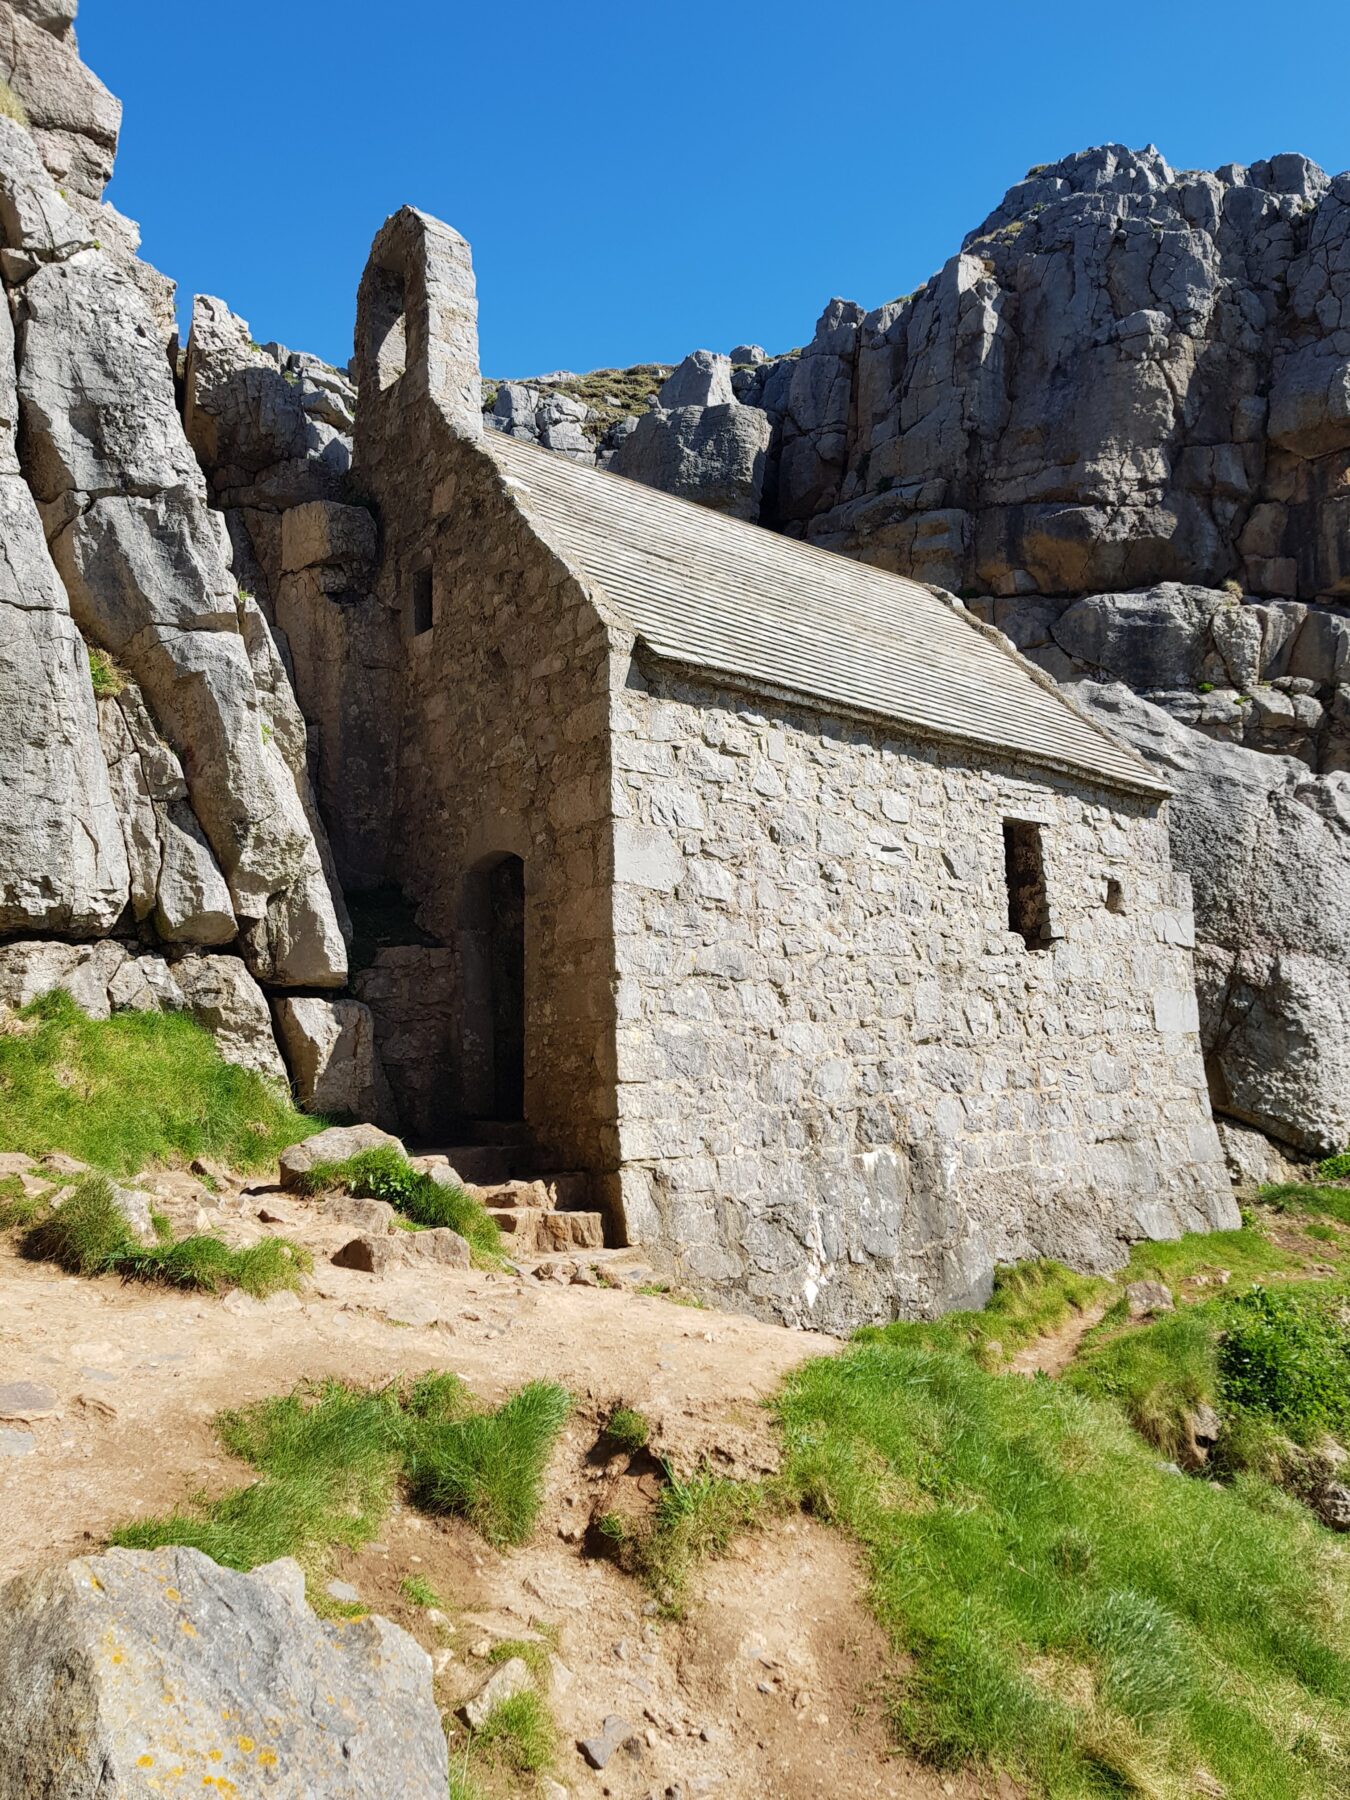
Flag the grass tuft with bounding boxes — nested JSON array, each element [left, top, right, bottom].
[[407, 1379, 571, 1546], [635, 1465, 767, 1614], [399, 1573, 443, 1609], [111, 1373, 570, 1579], [471, 1689, 557, 1776], [603, 1405, 651, 1453], [0, 989, 319, 1176], [87, 646, 125, 698], [18, 1175, 310, 1297], [297, 1145, 500, 1260], [0, 78, 28, 127], [1264, 1181, 1350, 1228]]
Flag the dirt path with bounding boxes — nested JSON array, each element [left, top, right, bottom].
[[1006, 1300, 1110, 1377], [0, 1235, 1008, 1799]]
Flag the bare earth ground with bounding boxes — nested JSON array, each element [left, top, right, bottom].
[[0, 1184, 1012, 1800]]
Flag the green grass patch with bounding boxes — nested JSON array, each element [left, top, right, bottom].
[[1316, 1151, 1350, 1181], [19, 1175, 309, 1297], [1122, 1223, 1295, 1290], [400, 1574, 443, 1609], [857, 1259, 1105, 1367], [1219, 1284, 1350, 1445], [87, 646, 125, 697], [405, 1378, 570, 1546], [1068, 1304, 1220, 1463], [111, 1372, 570, 1581], [471, 1690, 556, 1776], [0, 989, 318, 1176], [778, 1332, 1350, 1796], [297, 1145, 500, 1261], [486, 1633, 556, 1682], [1264, 1181, 1350, 1229], [603, 1405, 650, 1453], [633, 1464, 768, 1614]]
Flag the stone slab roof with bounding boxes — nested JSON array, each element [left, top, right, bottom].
[[486, 433, 1169, 799]]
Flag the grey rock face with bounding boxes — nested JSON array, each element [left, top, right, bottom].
[[184, 295, 354, 516], [0, 231, 126, 933], [1077, 681, 1350, 1153], [274, 499, 401, 892], [0, 2, 119, 199], [490, 380, 596, 462], [974, 582, 1350, 774], [0, 1546, 448, 1800], [18, 250, 347, 987], [168, 953, 289, 1084], [273, 994, 394, 1123], [95, 676, 235, 945]]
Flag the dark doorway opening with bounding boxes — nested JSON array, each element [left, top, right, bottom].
[[460, 853, 526, 1122], [1003, 819, 1051, 949]]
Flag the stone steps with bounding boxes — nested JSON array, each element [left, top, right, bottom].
[[487, 1207, 606, 1255]]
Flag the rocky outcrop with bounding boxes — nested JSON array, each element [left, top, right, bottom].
[[95, 674, 236, 945], [609, 350, 773, 520], [17, 245, 347, 987], [1075, 682, 1350, 1154], [0, 1546, 448, 1800], [0, 0, 118, 199], [0, 936, 290, 1079], [969, 581, 1350, 774]]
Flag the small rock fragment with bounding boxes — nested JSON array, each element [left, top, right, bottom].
[[1126, 1279, 1175, 1319], [325, 1578, 360, 1603], [578, 1714, 636, 1770], [0, 1429, 36, 1457], [331, 1234, 404, 1274], [0, 1381, 58, 1422], [403, 1227, 471, 1269]]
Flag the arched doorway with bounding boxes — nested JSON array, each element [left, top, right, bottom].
[[460, 853, 525, 1122]]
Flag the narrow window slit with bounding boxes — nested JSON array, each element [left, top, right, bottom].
[[1003, 819, 1051, 949], [411, 567, 433, 636]]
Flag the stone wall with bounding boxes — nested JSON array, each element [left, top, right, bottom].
[[607, 660, 1235, 1330], [348, 210, 622, 1163]]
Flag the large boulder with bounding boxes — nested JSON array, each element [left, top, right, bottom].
[[278, 1121, 406, 1189], [168, 953, 289, 1084], [1077, 680, 1350, 1153], [609, 354, 773, 522], [273, 994, 394, 1123], [0, 1546, 448, 1800], [17, 248, 347, 987]]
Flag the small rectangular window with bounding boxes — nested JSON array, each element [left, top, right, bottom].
[[1003, 819, 1050, 949], [411, 567, 433, 636]]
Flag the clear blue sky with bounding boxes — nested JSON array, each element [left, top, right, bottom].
[[82, 1, 1350, 379]]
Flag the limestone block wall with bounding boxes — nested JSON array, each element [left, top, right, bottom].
[[608, 661, 1236, 1331]]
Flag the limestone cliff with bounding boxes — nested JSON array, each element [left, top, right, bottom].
[[0, 0, 359, 1106]]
